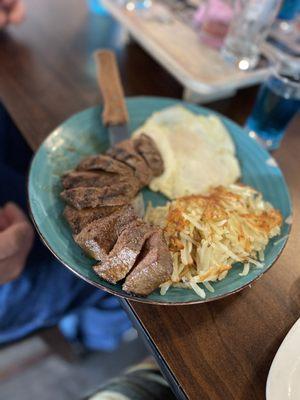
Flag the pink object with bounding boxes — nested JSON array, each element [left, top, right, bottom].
[[194, 0, 234, 48]]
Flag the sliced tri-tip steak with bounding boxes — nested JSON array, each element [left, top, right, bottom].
[[61, 180, 139, 209], [106, 139, 153, 186], [62, 170, 125, 190], [93, 220, 154, 284], [74, 205, 137, 260], [133, 134, 164, 177], [77, 154, 133, 177], [63, 205, 122, 234], [123, 229, 173, 296]]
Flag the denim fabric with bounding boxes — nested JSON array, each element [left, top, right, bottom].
[[0, 105, 130, 350]]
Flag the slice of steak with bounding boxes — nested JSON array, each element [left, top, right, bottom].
[[62, 170, 123, 190], [63, 205, 122, 234], [74, 205, 137, 260], [106, 139, 153, 186], [61, 180, 139, 209], [93, 220, 154, 284], [77, 154, 133, 177], [122, 229, 173, 296], [133, 134, 164, 177]]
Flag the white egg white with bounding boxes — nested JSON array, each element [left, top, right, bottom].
[[133, 106, 241, 199]]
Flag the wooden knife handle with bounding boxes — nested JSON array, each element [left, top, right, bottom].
[[94, 50, 129, 126]]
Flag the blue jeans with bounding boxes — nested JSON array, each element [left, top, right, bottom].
[[0, 105, 130, 350]]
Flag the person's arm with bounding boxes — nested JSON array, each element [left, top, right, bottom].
[[0, 202, 34, 284], [0, 0, 25, 29]]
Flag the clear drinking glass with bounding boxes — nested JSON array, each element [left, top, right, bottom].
[[246, 69, 300, 150], [221, 0, 282, 70]]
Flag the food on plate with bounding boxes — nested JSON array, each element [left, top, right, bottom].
[[74, 205, 137, 261], [61, 182, 140, 209], [133, 106, 241, 199], [64, 195, 144, 235], [62, 170, 128, 190], [94, 219, 155, 283], [133, 133, 164, 177], [61, 181, 138, 210], [60, 108, 282, 299], [106, 137, 153, 186], [61, 134, 172, 296], [145, 184, 282, 298], [122, 229, 173, 296], [63, 205, 122, 234], [77, 154, 135, 177]]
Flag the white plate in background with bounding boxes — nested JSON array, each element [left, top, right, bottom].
[[266, 318, 300, 400]]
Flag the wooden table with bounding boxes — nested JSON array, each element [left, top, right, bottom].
[[0, 1, 299, 399]]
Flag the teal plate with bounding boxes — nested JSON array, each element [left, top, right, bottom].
[[28, 97, 292, 305]]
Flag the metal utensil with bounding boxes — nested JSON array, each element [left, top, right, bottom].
[[94, 49, 144, 214], [94, 49, 130, 145]]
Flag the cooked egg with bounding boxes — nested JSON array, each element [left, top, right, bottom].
[[133, 106, 241, 199]]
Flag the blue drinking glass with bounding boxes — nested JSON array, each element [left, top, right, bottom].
[[246, 70, 300, 151], [278, 0, 300, 20]]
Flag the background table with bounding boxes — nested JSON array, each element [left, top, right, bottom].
[[102, 0, 273, 103], [0, 1, 299, 399]]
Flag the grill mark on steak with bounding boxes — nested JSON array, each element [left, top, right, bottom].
[[93, 220, 154, 284], [63, 205, 122, 234], [133, 134, 164, 177], [62, 170, 123, 190], [106, 139, 153, 186], [61, 180, 139, 209], [77, 154, 134, 176], [74, 205, 137, 261], [122, 229, 173, 296], [60, 136, 169, 296]]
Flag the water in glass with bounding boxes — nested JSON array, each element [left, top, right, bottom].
[[246, 72, 300, 150]]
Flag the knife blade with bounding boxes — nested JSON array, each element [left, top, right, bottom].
[[107, 124, 130, 145], [94, 50, 130, 145]]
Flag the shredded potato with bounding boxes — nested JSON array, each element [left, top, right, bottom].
[[145, 184, 282, 298]]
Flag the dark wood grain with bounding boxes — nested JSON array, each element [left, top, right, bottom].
[[0, 0, 181, 150], [0, 1, 299, 399], [94, 50, 129, 126], [131, 116, 300, 400]]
